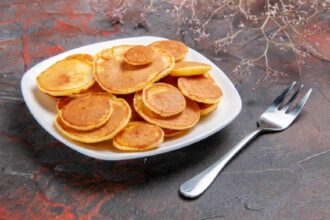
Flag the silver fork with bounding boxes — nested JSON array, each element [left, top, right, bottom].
[[180, 81, 312, 198]]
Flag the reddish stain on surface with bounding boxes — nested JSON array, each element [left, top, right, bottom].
[[0, 39, 21, 53], [18, 14, 120, 68], [33, 193, 76, 220], [0, 18, 18, 25], [2, 1, 121, 69], [5, 164, 135, 218], [81, 194, 112, 220], [54, 17, 120, 37], [21, 33, 31, 70], [32, 44, 65, 59], [0, 206, 16, 220], [0, 177, 130, 219]]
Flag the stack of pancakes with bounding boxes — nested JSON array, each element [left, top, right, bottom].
[[36, 40, 223, 151]]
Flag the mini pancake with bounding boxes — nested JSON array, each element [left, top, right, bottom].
[[65, 53, 94, 64], [199, 102, 219, 116], [94, 45, 175, 94], [56, 97, 74, 111], [37, 58, 95, 96], [142, 83, 186, 117], [57, 92, 115, 111], [162, 128, 186, 137], [134, 91, 200, 130], [178, 74, 222, 104], [123, 45, 155, 65], [150, 40, 188, 61], [55, 98, 131, 143], [170, 61, 211, 76], [113, 121, 164, 151], [59, 95, 113, 131]]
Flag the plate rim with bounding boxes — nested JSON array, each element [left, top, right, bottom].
[[21, 36, 242, 161]]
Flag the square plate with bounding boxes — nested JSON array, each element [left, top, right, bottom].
[[21, 36, 242, 160]]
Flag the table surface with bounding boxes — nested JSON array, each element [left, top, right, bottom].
[[1, 1, 330, 219]]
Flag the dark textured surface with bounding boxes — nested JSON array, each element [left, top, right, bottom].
[[1, 1, 330, 219]]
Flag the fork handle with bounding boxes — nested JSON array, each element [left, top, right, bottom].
[[180, 129, 263, 198]]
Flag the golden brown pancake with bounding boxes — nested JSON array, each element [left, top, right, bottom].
[[178, 74, 222, 104], [56, 91, 116, 111], [162, 128, 187, 137], [37, 58, 95, 96], [150, 40, 188, 61], [199, 102, 219, 116], [94, 45, 175, 94], [56, 97, 74, 111], [113, 121, 164, 151], [65, 53, 94, 64], [134, 91, 200, 130], [170, 61, 211, 76], [123, 45, 155, 65], [55, 98, 131, 143], [59, 95, 113, 131], [142, 83, 186, 117]]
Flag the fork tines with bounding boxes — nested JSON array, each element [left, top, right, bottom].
[[274, 81, 312, 115]]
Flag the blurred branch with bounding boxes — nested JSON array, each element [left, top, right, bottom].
[[160, 0, 330, 85]]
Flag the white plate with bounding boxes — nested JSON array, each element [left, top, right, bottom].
[[21, 36, 242, 160]]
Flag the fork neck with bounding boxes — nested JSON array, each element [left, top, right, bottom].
[[240, 129, 263, 147], [255, 128, 264, 134]]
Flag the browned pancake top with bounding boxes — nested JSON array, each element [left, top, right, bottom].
[[142, 83, 186, 117], [114, 121, 164, 149], [123, 45, 155, 65], [178, 74, 222, 104], [60, 95, 111, 128], [134, 91, 200, 130]]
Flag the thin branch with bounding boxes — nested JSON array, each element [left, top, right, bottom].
[[164, 0, 328, 86]]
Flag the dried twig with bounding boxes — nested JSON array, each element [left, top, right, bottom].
[[162, 0, 329, 85]]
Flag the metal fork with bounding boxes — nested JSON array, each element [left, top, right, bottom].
[[180, 81, 312, 198]]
